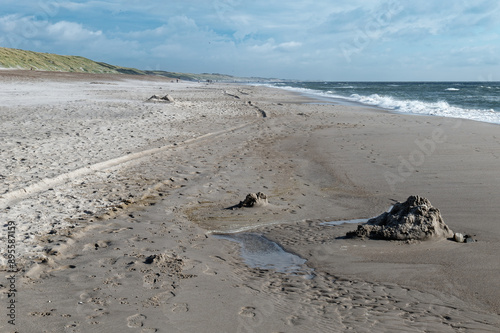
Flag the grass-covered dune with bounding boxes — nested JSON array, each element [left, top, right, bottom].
[[0, 47, 281, 82], [0, 47, 143, 74]]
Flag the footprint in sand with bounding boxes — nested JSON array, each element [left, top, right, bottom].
[[64, 322, 80, 332], [171, 303, 189, 313], [202, 264, 217, 275], [286, 315, 304, 326], [239, 306, 256, 318], [82, 240, 112, 251], [143, 291, 174, 308], [127, 314, 147, 328]]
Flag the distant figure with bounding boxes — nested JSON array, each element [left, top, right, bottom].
[[176, 78, 179, 83]]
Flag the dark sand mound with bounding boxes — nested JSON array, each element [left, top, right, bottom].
[[238, 192, 268, 208], [347, 195, 453, 241], [147, 94, 174, 102]]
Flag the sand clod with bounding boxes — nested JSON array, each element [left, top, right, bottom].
[[346, 195, 453, 241], [238, 192, 268, 208], [147, 94, 174, 102]]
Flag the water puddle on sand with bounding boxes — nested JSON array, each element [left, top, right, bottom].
[[214, 233, 314, 278], [320, 218, 368, 226], [321, 206, 394, 226]]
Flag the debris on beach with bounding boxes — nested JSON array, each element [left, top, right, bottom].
[[346, 195, 453, 241], [147, 94, 175, 103], [238, 192, 268, 208], [453, 232, 465, 243], [453, 232, 477, 243]]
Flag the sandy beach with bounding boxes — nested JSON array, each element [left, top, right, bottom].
[[1, 70, 499, 332]]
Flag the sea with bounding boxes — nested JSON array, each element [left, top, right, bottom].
[[257, 81, 500, 125]]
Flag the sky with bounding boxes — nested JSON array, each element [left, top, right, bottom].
[[0, 0, 499, 81]]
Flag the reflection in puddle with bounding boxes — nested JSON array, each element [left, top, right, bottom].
[[215, 233, 314, 278]]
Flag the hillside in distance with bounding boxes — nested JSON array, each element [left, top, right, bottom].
[[0, 47, 144, 74], [0, 47, 280, 82]]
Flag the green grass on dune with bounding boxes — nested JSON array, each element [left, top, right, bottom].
[[0, 47, 144, 74], [0, 47, 280, 82]]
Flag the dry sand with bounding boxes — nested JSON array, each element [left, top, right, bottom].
[[0, 70, 499, 332]]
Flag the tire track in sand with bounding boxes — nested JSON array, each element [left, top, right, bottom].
[[0, 120, 261, 209]]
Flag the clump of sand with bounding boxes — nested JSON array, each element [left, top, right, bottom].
[[147, 94, 175, 102], [238, 192, 268, 208], [346, 195, 453, 241]]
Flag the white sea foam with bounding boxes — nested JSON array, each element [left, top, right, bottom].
[[349, 93, 500, 124], [256, 83, 500, 125], [445, 88, 460, 91]]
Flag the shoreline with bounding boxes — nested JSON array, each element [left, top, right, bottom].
[[257, 81, 500, 125], [1, 71, 499, 332]]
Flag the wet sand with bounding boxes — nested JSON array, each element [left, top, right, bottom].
[[0, 70, 499, 332]]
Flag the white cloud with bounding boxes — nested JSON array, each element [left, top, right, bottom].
[[46, 21, 102, 41], [278, 41, 302, 49], [0, 14, 142, 63], [58, 0, 151, 13], [0, 14, 103, 43], [58, 1, 105, 11], [0, 14, 21, 32], [1, 0, 500, 79], [126, 16, 200, 40], [249, 40, 302, 54]]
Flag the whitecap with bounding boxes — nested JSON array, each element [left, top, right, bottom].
[[348, 93, 500, 124], [251, 83, 500, 124]]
